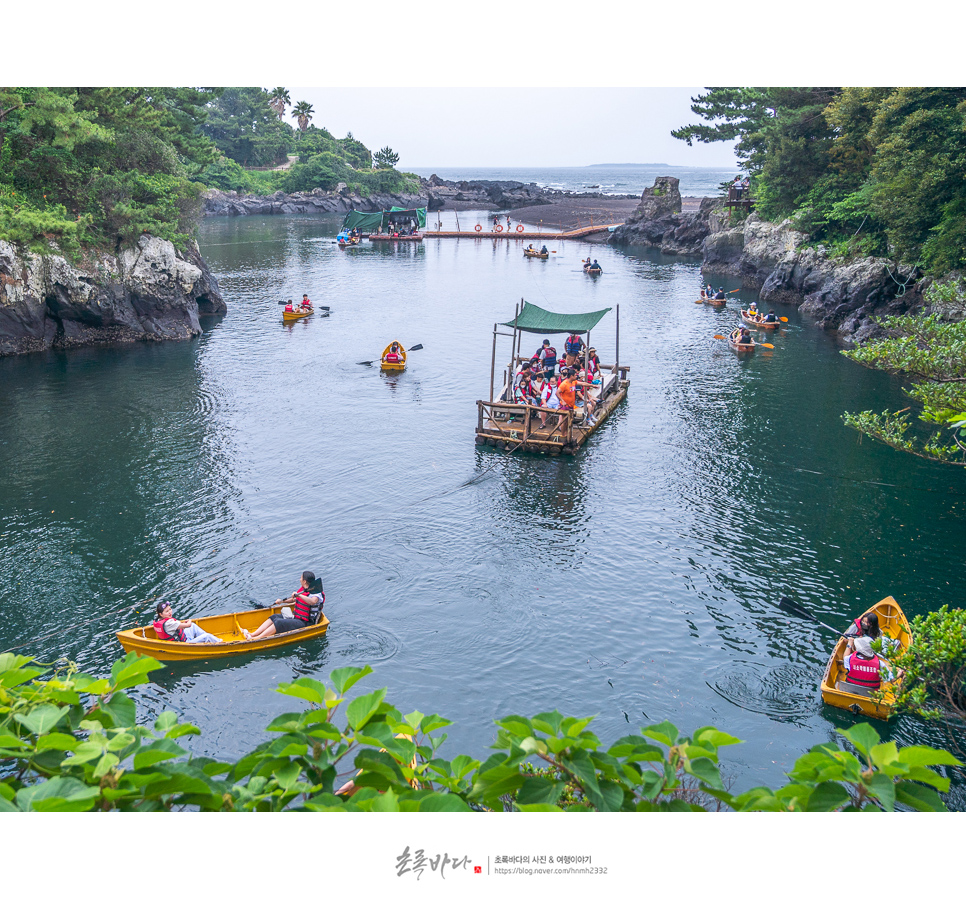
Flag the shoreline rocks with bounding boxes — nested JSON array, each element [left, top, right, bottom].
[[612, 178, 925, 342], [0, 235, 226, 357], [202, 174, 639, 219]]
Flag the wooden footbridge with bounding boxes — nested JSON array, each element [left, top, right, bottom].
[[420, 222, 620, 241]]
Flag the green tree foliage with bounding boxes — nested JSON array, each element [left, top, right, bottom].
[[842, 281, 966, 464], [373, 146, 400, 169], [0, 654, 958, 812], [674, 87, 966, 273], [199, 87, 292, 167], [891, 606, 966, 735], [0, 87, 219, 253]]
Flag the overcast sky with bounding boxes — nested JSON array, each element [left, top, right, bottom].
[[282, 87, 736, 169]]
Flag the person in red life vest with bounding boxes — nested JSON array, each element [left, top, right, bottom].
[[385, 343, 402, 364], [284, 299, 295, 312], [242, 571, 324, 640], [845, 610, 880, 640], [152, 601, 223, 644], [585, 347, 601, 381], [300, 294, 312, 308], [843, 635, 892, 691], [512, 365, 540, 406]]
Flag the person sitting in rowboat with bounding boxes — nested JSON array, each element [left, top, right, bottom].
[[540, 245, 548, 255], [584, 258, 593, 269], [734, 327, 753, 346], [845, 610, 881, 640], [284, 299, 295, 312], [842, 635, 893, 691], [590, 259, 601, 271], [716, 288, 725, 300], [300, 294, 312, 308], [242, 571, 324, 640], [153, 601, 223, 644], [763, 309, 779, 323], [384, 343, 402, 364]]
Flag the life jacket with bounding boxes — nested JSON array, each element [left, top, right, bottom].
[[513, 375, 534, 404], [846, 652, 882, 689], [385, 349, 401, 363], [152, 617, 186, 641], [565, 336, 583, 356], [541, 346, 557, 368], [852, 616, 866, 637], [292, 585, 324, 624]]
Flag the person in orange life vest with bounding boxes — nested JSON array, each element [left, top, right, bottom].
[[843, 635, 892, 690], [153, 601, 223, 644], [242, 571, 324, 640], [385, 343, 402, 364]]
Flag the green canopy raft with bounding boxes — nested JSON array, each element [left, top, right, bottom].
[[475, 299, 630, 455], [342, 207, 426, 240]]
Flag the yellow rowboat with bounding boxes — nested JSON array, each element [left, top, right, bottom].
[[820, 596, 912, 720], [282, 306, 313, 321], [524, 248, 549, 259], [380, 340, 407, 372], [115, 606, 330, 662]]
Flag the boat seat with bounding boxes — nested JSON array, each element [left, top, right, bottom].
[[836, 680, 874, 697]]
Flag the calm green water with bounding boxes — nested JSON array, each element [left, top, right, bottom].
[[1, 212, 964, 798]]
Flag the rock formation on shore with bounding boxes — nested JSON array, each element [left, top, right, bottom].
[[202, 174, 637, 218], [0, 235, 226, 357], [611, 177, 924, 342]]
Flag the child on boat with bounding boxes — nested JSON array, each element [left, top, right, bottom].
[[153, 601, 223, 643]]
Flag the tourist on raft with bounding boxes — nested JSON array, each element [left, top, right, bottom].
[[153, 601, 223, 644], [242, 571, 324, 640], [564, 332, 585, 359], [843, 635, 893, 691], [585, 347, 601, 381], [513, 365, 540, 407], [531, 339, 558, 380]]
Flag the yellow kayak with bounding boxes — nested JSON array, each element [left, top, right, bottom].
[[116, 606, 330, 661], [820, 596, 912, 719], [282, 306, 313, 321], [380, 340, 407, 372]]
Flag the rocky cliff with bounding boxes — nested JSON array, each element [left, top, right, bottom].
[[0, 235, 226, 357], [611, 178, 925, 342], [202, 174, 637, 218]]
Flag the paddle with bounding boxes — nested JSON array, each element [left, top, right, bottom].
[[778, 596, 846, 637], [357, 344, 423, 366], [713, 334, 775, 350]]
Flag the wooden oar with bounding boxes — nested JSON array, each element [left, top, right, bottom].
[[778, 596, 846, 637]]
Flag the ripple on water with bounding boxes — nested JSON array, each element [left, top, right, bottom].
[[704, 658, 818, 723]]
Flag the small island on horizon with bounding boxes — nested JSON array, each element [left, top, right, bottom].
[[587, 162, 670, 167]]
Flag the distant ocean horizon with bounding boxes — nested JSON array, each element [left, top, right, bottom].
[[403, 164, 739, 199]]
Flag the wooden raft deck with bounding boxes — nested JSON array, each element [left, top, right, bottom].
[[475, 365, 629, 456]]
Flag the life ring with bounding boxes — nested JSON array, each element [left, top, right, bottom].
[[475, 224, 482, 232], [516, 224, 524, 232], [495, 225, 503, 233]]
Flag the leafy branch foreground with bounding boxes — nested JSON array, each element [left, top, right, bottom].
[[0, 653, 958, 812]]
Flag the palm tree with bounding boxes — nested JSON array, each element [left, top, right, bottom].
[[292, 100, 314, 134], [268, 87, 290, 119]]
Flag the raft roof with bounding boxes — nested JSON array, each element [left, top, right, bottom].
[[500, 300, 612, 335]]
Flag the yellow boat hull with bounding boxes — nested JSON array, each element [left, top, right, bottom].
[[115, 607, 329, 661], [820, 596, 911, 719], [282, 307, 313, 321], [380, 340, 407, 372], [524, 250, 548, 259]]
